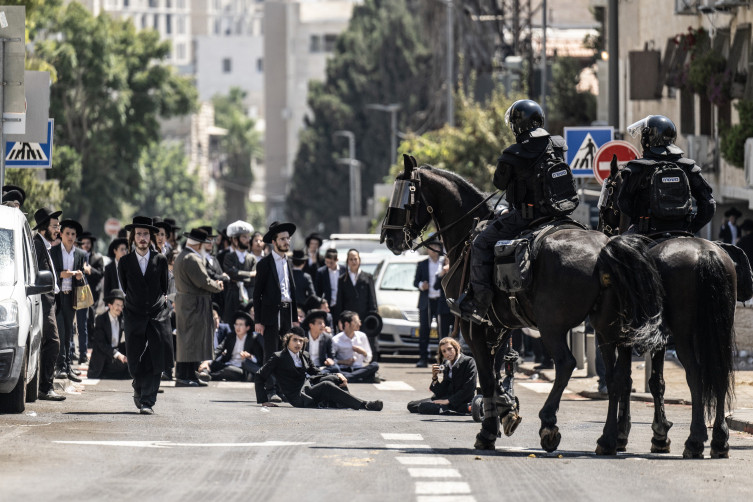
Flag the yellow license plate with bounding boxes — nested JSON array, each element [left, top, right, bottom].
[[412, 328, 439, 339]]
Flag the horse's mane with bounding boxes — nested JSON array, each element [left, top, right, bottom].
[[416, 165, 488, 207]]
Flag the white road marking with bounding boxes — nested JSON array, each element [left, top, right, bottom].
[[408, 468, 461, 478], [53, 440, 314, 449], [415, 482, 471, 495], [80, 379, 99, 385], [396, 456, 451, 466], [374, 381, 415, 391], [384, 444, 432, 450], [216, 382, 253, 389], [160, 381, 176, 387], [381, 433, 423, 441], [517, 382, 571, 394], [416, 496, 476, 502]]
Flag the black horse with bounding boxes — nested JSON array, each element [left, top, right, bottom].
[[598, 159, 737, 458], [381, 155, 666, 452]]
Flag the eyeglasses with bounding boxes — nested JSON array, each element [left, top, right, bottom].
[[49, 225, 61, 229]]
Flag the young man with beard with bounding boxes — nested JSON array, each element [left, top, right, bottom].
[[253, 221, 299, 402], [32, 207, 66, 401], [223, 221, 256, 323], [118, 216, 174, 414]]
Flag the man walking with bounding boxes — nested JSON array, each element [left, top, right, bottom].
[[173, 228, 225, 387], [118, 216, 174, 414], [253, 221, 298, 402], [414, 246, 450, 367]]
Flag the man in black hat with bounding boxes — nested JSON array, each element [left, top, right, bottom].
[[118, 216, 175, 414], [32, 207, 66, 401], [163, 217, 181, 253], [199, 225, 230, 318], [720, 207, 743, 244], [88, 289, 130, 379], [2, 184, 25, 209], [303, 232, 325, 278], [50, 219, 88, 380], [738, 219, 753, 266], [253, 221, 299, 402], [223, 222, 256, 323], [77, 231, 104, 364], [199, 311, 263, 381], [292, 249, 316, 306], [173, 228, 224, 387], [315, 248, 346, 312], [104, 238, 128, 295], [152, 217, 172, 254]]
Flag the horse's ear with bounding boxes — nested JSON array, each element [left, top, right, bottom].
[[409, 155, 418, 168], [610, 154, 619, 177], [403, 154, 414, 176]]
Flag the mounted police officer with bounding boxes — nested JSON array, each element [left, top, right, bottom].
[[617, 115, 715, 235], [449, 99, 576, 324]]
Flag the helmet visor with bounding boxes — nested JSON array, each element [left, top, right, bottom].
[[597, 181, 609, 209], [504, 105, 513, 131], [627, 116, 652, 138]]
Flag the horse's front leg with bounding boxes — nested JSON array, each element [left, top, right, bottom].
[[465, 324, 500, 450], [537, 329, 576, 453], [648, 347, 673, 453], [616, 346, 633, 451]]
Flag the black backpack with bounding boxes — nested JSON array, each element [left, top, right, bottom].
[[534, 143, 579, 216], [648, 161, 692, 220]]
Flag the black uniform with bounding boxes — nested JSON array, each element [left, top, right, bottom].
[[616, 147, 715, 234], [470, 129, 568, 293]]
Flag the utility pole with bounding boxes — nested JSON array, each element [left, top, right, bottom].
[[333, 130, 361, 218], [541, 0, 547, 123], [446, 0, 454, 127], [366, 103, 401, 166], [608, 0, 619, 128]]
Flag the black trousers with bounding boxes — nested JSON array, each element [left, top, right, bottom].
[[340, 362, 379, 383], [407, 398, 447, 415], [303, 381, 365, 410], [471, 209, 532, 293], [132, 346, 161, 409], [262, 305, 293, 394], [39, 298, 60, 393], [176, 361, 200, 381], [55, 292, 76, 372]]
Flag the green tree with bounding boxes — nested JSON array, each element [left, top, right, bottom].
[[721, 100, 753, 168], [286, 0, 434, 234], [131, 142, 207, 227], [212, 87, 262, 222], [547, 57, 597, 135], [34, 2, 196, 235]]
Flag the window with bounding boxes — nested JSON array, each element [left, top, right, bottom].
[[153, 14, 159, 31], [166, 0, 172, 7], [124, 0, 130, 7], [0, 229, 15, 286], [223, 58, 232, 73], [310, 35, 321, 53], [177, 15, 185, 34], [141, 14, 148, 28], [324, 34, 337, 52], [178, 0, 185, 8], [149, 0, 158, 7], [214, 19, 221, 35], [165, 14, 172, 34], [176, 43, 186, 60], [257, 58, 263, 72]]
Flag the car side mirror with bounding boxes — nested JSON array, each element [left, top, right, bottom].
[[27, 270, 54, 296]]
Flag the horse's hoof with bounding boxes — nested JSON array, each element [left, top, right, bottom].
[[650, 437, 671, 454], [616, 446, 627, 453], [616, 438, 628, 452], [595, 444, 617, 456], [501, 412, 522, 437], [710, 448, 729, 459], [474, 435, 496, 451], [682, 447, 704, 459], [539, 426, 561, 453]]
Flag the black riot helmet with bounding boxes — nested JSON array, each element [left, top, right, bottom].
[[628, 115, 677, 150], [504, 99, 545, 136]]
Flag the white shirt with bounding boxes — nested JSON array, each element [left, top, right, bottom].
[[136, 250, 150, 275], [308, 334, 320, 364], [108, 312, 122, 357], [333, 330, 372, 368], [61, 245, 75, 292], [288, 349, 303, 368], [349, 269, 360, 286], [328, 267, 339, 305], [273, 251, 292, 302], [447, 356, 457, 379], [428, 257, 441, 299], [39, 234, 60, 294], [228, 334, 246, 368], [235, 249, 247, 264]]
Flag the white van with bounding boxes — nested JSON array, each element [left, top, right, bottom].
[[0, 205, 55, 413]]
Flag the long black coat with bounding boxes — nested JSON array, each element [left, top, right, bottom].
[[33, 234, 57, 310], [88, 311, 125, 379], [315, 264, 346, 306], [87, 251, 105, 303], [252, 253, 297, 327], [103, 261, 121, 297], [335, 271, 377, 322], [223, 251, 256, 322], [429, 353, 478, 413], [117, 251, 174, 375]]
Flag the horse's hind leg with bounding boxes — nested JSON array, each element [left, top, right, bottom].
[[710, 388, 730, 458], [538, 330, 576, 453], [596, 344, 630, 455], [681, 360, 708, 459], [467, 325, 500, 450], [648, 347, 673, 453]]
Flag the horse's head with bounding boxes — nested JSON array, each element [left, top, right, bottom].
[[380, 154, 434, 254], [597, 154, 623, 237]]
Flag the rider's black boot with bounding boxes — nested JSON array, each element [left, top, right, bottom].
[[448, 288, 493, 325]]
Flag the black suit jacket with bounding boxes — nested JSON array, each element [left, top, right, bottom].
[[103, 260, 121, 296], [413, 258, 449, 314], [293, 268, 316, 305], [720, 221, 740, 244], [429, 353, 478, 413], [309, 332, 335, 367], [315, 264, 347, 306], [88, 311, 125, 379], [210, 331, 264, 371], [252, 253, 298, 326], [254, 349, 322, 406], [87, 251, 105, 302], [33, 234, 57, 308], [49, 243, 87, 296], [303, 256, 324, 279], [335, 271, 377, 322], [223, 251, 256, 321]]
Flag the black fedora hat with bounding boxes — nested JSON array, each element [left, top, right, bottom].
[[32, 206, 62, 230], [292, 249, 306, 266], [104, 289, 126, 304], [263, 221, 297, 243], [59, 218, 83, 237], [361, 311, 383, 337], [108, 238, 129, 258], [303, 295, 324, 313], [2, 184, 25, 205], [124, 215, 158, 232], [198, 225, 218, 239], [231, 310, 254, 326], [305, 232, 323, 247], [725, 207, 742, 218], [302, 309, 328, 328], [152, 216, 172, 233], [78, 231, 97, 244], [183, 228, 212, 243], [164, 217, 181, 231]]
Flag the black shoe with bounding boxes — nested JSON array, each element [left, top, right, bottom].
[[140, 407, 154, 415], [54, 369, 67, 380], [78, 355, 89, 365], [365, 400, 383, 411], [449, 289, 493, 325], [39, 390, 66, 401], [415, 359, 428, 368], [175, 379, 200, 387], [268, 393, 283, 403], [533, 361, 553, 370], [70, 368, 82, 376], [195, 378, 208, 387], [133, 397, 142, 409], [161, 371, 173, 381], [67, 372, 82, 383]]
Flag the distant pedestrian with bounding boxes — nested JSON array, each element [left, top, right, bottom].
[[720, 207, 742, 244], [303, 232, 325, 278], [78, 230, 105, 364], [292, 249, 316, 306], [223, 220, 256, 322], [104, 237, 128, 295], [335, 249, 378, 359], [414, 245, 450, 368]]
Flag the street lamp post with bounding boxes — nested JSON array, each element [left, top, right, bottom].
[[365, 103, 402, 166], [333, 130, 362, 218]]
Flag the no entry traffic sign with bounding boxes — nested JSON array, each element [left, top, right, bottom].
[[593, 140, 641, 185], [104, 218, 122, 237]]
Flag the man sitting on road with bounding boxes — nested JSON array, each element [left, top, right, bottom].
[[199, 311, 263, 382], [87, 289, 130, 380], [255, 327, 382, 411], [304, 309, 339, 374], [332, 311, 380, 383]]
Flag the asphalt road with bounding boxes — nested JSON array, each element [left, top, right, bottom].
[[2, 360, 752, 501]]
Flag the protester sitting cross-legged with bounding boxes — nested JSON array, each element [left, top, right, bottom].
[[198, 311, 263, 382], [87, 289, 130, 380], [407, 337, 477, 415], [303, 309, 339, 373], [332, 311, 380, 383], [254, 327, 382, 411]]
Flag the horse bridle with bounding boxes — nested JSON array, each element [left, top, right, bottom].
[[599, 174, 621, 237]]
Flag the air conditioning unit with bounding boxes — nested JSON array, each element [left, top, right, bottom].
[[676, 0, 699, 14], [715, 0, 750, 12], [744, 137, 753, 187]]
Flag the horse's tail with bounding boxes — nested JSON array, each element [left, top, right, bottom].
[[696, 248, 736, 419], [597, 234, 665, 353]]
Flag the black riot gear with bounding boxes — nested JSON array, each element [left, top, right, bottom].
[[505, 100, 545, 136], [628, 115, 677, 151]]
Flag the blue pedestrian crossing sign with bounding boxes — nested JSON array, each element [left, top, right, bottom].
[[563, 126, 613, 177], [5, 119, 54, 168]]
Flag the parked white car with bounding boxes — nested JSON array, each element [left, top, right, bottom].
[[0, 206, 55, 413]]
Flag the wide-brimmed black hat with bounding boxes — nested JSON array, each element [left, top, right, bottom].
[[303, 295, 324, 313], [104, 289, 126, 304], [152, 216, 172, 233], [125, 215, 158, 232], [361, 311, 383, 337], [2, 184, 25, 206], [292, 249, 306, 266], [302, 309, 328, 328], [59, 219, 83, 237], [231, 310, 253, 326], [32, 206, 62, 230], [198, 225, 218, 239], [183, 228, 212, 244], [108, 238, 129, 258], [263, 221, 296, 243], [164, 217, 181, 232], [305, 232, 323, 247], [78, 231, 97, 244], [725, 207, 742, 218]]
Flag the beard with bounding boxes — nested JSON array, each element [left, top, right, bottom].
[[237, 241, 249, 250]]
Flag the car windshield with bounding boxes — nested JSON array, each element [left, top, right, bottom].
[[0, 229, 15, 286], [379, 262, 418, 291], [322, 239, 390, 257]]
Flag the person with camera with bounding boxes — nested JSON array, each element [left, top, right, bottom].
[[407, 337, 477, 415]]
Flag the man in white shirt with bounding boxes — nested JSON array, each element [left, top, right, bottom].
[[315, 248, 345, 310], [304, 309, 339, 373], [332, 311, 380, 383], [200, 311, 263, 381], [88, 289, 130, 379]]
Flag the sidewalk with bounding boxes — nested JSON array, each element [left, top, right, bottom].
[[516, 357, 753, 435]]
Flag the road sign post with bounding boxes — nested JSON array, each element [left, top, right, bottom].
[[564, 126, 614, 177], [592, 140, 641, 185]]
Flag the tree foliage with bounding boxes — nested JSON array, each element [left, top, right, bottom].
[[33, 2, 196, 235], [721, 100, 753, 168], [547, 57, 597, 136]]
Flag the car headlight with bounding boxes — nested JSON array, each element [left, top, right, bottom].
[[0, 299, 18, 327], [378, 305, 404, 319]]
